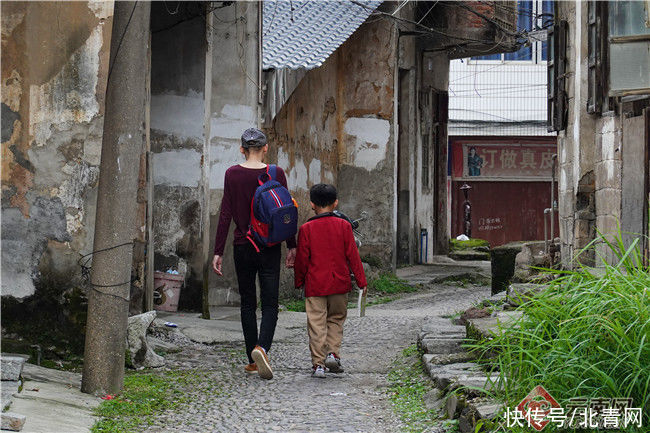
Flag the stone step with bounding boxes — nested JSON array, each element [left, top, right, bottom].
[[1, 412, 26, 432], [422, 351, 476, 366], [448, 250, 490, 261], [1, 380, 20, 411], [1, 355, 28, 381], [466, 310, 523, 341], [507, 283, 546, 307], [426, 362, 500, 396], [458, 401, 503, 433], [419, 337, 465, 355]]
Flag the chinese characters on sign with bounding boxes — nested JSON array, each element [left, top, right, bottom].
[[506, 387, 643, 431], [456, 144, 556, 180]]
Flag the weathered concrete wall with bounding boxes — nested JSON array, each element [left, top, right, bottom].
[[267, 18, 397, 276], [207, 2, 261, 308], [1, 1, 113, 298], [556, 1, 645, 267], [149, 3, 208, 311]]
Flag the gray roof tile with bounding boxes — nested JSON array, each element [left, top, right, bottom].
[[263, 0, 382, 70]]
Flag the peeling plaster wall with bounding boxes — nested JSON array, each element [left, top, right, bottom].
[[268, 18, 398, 272], [556, 1, 640, 268], [149, 3, 207, 311], [1, 1, 113, 299], [207, 2, 261, 308]]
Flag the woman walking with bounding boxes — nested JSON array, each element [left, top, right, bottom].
[[212, 128, 296, 380]]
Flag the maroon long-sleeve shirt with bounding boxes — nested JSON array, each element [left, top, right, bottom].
[[214, 164, 296, 256]]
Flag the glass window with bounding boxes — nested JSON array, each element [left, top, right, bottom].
[[609, 1, 650, 38], [505, 0, 533, 60], [608, 0, 650, 94], [609, 41, 650, 92], [473, 53, 501, 61]]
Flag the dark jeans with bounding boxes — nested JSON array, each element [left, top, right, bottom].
[[233, 242, 281, 364]]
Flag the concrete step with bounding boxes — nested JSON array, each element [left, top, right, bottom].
[[1, 380, 20, 411], [1, 354, 28, 381], [466, 310, 523, 341], [448, 250, 490, 261]]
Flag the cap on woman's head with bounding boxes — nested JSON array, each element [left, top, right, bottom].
[[241, 128, 267, 148]]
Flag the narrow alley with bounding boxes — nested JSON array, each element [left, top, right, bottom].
[[139, 276, 491, 433]]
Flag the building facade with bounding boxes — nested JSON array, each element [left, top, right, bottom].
[[551, 1, 650, 267], [2, 1, 518, 320]]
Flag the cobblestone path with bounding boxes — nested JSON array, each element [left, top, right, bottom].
[[145, 283, 490, 433]]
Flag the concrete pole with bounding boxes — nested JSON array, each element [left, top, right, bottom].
[[81, 1, 150, 395]]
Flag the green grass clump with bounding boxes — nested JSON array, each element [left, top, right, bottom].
[[371, 273, 417, 295], [92, 371, 209, 433], [388, 345, 448, 432], [469, 232, 650, 431], [449, 238, 489, 251]]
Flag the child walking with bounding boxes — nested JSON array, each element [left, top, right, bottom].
[[294, 184, 367, 378]]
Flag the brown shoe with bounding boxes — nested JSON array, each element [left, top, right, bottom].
[[251, 345, 273, 380], [244, 363, 257, 374]]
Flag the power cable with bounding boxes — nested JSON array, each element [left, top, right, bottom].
[[106, 2, 138, 86], [78, 241, 136, 302]]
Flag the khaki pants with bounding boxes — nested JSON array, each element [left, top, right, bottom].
[[305, 293, 349, 367]]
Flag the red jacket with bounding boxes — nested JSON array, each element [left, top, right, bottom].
[[294, 213, 367, 297]]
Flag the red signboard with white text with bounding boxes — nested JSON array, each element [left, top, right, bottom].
[[452, 143, 556, 181]]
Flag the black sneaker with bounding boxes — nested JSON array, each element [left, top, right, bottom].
[[325, 352, 344, 373]]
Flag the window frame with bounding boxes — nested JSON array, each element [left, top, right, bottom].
[[470, 0, 552, 65]]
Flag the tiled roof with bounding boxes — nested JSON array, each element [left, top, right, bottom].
[[263, 0, 382, 70]]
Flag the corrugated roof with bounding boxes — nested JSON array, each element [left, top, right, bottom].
[[263, 0, 382, 70]]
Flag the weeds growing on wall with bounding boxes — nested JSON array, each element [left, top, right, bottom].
[[468, 231, 650, 431]]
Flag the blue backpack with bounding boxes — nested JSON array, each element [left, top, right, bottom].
[[246, 165, 298, 251]]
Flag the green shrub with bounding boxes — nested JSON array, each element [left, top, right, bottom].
[[468, 232, 650, 431]]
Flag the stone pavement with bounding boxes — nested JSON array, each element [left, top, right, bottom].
[[143, 272, 491, 433], [6, 364, 100, 433]]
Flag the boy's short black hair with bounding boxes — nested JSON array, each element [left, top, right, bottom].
[[310, 184, 337, 207]]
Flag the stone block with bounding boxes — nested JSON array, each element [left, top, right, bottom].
[[507, 283, 546, 307], [127, 311, 165, 369], [423, 388, 444, 412], [420, 338, 464, 356], [595, 189, 621, 219], [595, 160, 621, 190], [466, 311, 523, 341], [1, 412, 26, 431], [1, 381, 20, 411], [1, 355, 27, 381]]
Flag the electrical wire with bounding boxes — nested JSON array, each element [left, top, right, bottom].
[[78, 241, 136, 302], [106, 2, 138, 86]]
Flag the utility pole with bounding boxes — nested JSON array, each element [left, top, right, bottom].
[[82, 1, 150, 395]]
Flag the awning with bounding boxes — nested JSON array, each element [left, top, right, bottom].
[[263, 0, 382, 70]]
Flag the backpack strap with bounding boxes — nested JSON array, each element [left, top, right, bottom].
[[257, 164, 277, 186]]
